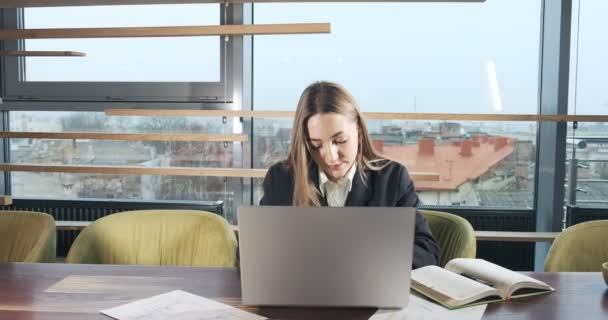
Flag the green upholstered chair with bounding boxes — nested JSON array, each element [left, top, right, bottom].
[[419, 209, 476, 267], [0, 211, 56, 263], [66, 209, 237, 267], [544, 220, 608, 272]]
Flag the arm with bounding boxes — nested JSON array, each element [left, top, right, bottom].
[[259, 165, 277, 205], [259, 162, 292, 206], [396, 166, 441, 269]]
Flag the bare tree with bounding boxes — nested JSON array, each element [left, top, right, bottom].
[[60, 113, 106, 131], [136, 117, 187, 155]]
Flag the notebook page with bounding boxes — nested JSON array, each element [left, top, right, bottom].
[[370, 293, 486, 320], [445, 259, 553, 297], [100, 290, 266, 320]]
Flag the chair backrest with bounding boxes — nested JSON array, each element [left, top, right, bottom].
[[66, 209, 237, 267], [419, 210, 476, 266], [0, 211, 56, 263], [544, 220, 608, 272]]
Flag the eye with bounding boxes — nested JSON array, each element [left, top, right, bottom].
[[334, 139, 348, 145], [309, 143, 321, 150]]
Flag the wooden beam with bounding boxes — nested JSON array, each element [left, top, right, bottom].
[[106, 109, 294, 118], [408, 172, 439, 182], [475, 231, 559, 242], [0, 51, 85, 57], [0, 195, 13, 206], [365, 113, 608, 122], [0, 23, 330, 40], [0, 163, 437, 182], [54, 222, 560, 243], [60, 225, 558, 243], [364, 113, 561, 122], [0, 164, 268, 178], [56, 220, 90, 231], [105, 109, 608, 122], [0, 0, 487, 8], [0, 132, 248, 142]]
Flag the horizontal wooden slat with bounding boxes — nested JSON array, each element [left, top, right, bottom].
[[0, 51, 86, 57], [56, 220, 90, 231], [364, 113, 559, 121], [0, 195, 13, 205], [0, 164, 268, 178], [106, 109, 294, 118], [561, 115, 608, 122], [0, 163, 437, 182], [55, 221, 560, 244], [368, 113, 608, 122], [0, 23, 330, 40], [0, 131, 248, 142], [235, 228, 559, 242], [407, 172, 439, 181], [475, 231, 559, 242], [105, 109, 608, 122], [1, 0, 487, 8]]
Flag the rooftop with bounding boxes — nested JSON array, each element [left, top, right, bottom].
[[378, 136, 516, 191]]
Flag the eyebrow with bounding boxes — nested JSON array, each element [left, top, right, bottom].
[[309, 131, 344, 142]]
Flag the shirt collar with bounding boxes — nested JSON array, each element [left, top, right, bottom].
[[319, 163, 357, 196]]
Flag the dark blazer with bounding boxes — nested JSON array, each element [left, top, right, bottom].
[[260, 160, 440, 269]]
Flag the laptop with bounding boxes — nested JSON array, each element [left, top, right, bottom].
[[237, 206, 416, 308]]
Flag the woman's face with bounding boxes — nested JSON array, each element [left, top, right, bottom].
[[306, 112, 359, 181]]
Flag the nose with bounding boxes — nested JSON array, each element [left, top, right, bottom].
[[322, 144, 339, 163]]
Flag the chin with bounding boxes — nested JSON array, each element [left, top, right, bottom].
[[330, 170, 347, 180]]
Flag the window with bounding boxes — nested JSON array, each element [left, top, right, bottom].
[[566, 0, 608, 208], [252, 1, 542, 208], [9, 111, 244, 223], [2, 4, 233, 102]]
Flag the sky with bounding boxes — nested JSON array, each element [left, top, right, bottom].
[[18, 0, 608, 116]]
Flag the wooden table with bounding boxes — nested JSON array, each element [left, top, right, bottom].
[[1, 263, 606, 320]]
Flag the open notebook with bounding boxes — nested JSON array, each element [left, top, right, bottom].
[[411, 258, 554, 309]]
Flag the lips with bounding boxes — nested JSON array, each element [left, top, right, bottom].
[[328, 163, 343, 171]]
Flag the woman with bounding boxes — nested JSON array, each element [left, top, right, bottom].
[[260, 81, 440, 268]]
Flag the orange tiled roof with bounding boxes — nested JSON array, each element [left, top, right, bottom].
[[381, 138, 515, 191]]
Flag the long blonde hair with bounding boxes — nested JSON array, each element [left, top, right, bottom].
[[288, 81, 387, 207]]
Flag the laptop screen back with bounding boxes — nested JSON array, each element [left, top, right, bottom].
[[238, 206, 415, 308]]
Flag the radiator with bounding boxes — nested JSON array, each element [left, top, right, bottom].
[[422, 206, 536, 271], [567, 205, 608, 226]]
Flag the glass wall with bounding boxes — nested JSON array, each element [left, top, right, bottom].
[[9, 111, 244, 223], [252, 0, 541, 208], [3, 0, 584, 222], [2, 4, 230, 102], [566, 0, 608, 208], [22, 5, 220, 82]]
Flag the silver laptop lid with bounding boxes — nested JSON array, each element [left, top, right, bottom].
[[238, 206, 415, 308]]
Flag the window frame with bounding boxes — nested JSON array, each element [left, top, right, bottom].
[[0, 6, 234, 105]]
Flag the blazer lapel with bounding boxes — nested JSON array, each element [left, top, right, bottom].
[[310, 163, 328, 206], [345, 167, 372, 207]]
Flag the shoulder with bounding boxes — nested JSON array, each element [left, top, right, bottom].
[[368, 159, 409, 178], [260, 160, 294, 205], [363, 159, 418, 206], [265, 160, 292, 179]]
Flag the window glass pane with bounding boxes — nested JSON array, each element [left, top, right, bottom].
[[253, 1, 541, 208], [23, 5, 220, 82], [566, 0, 608, 209], [252, 119, 537, 208], [254, 1, 541, 114], [10, 111, 242, 222]]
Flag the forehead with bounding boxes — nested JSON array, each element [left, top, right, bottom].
[[307, 113, 357, 139]]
